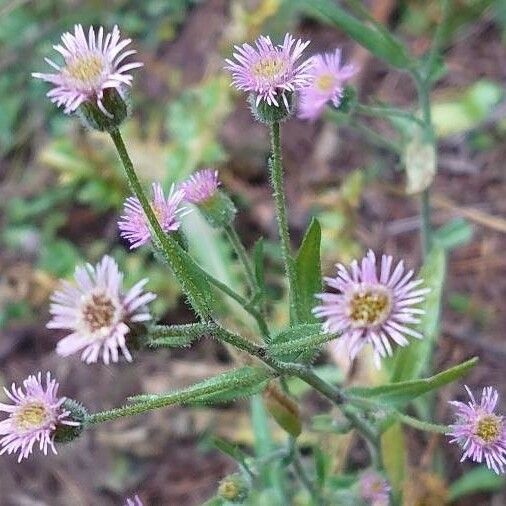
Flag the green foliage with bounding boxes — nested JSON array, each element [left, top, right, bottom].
[[293, 218, 322, 325], [349, 357, 478, 407], [381, 422, 406, 497], [433, 218, 474, 251], [448, 467, 505, 502]]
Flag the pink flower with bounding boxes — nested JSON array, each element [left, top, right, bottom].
[[124, 495, 143, 506], [0, 372, 78, 462], [180, 169, 220, 204], [225, 33, 313, 107], [118, 183, 188, 249], [313, 250, 428, 367], [448, 386, 506, 474], [298, 48, 356, 121], [32, 24, 142, 115], [47, 255, 156, 364], [359, 470, 390, 506]]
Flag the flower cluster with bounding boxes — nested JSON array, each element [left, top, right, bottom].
[[448, 386, 506, 474], [313, 250, 429, 367], [0, 372, 78, 462], [359, 470, 391, 506]]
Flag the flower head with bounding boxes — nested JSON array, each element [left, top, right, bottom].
[[124, 495, 143, 506], [180, 169, 220, 204], [448, 386, 506, 474], [313, 250, 428, 367], [225, 33, 313, 108], [32, 24, 142, 116], [298, 48, 356, 121], [359, 470, 390, 506], [47, 255, 156, 364], [118, 183, 188, 249], [0, 372, 78, 462]]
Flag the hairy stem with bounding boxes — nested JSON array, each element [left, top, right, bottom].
[[269, 121, 299, 322]]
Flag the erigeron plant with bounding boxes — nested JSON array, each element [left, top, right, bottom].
[[3, 6, 504, 504]]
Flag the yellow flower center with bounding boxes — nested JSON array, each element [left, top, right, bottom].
[[316, 73, 335, 92], [15, 402, 49, 431], [475, 414, 502, 443], [348, 287, 392, 327], [65, 54, 104, 85], [252, 56, 286, 80], [82, 292, 117, 333]]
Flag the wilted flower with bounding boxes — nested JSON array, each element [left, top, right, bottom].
[[225, 33, 312, 107], [359, 470, 390, 506], [32, 24, 142, 116], [124, 495, 143, 506], [47, 255, 156, 364], [0, 372, 78, 462], [180, 169, 220, 204], [118, 183, 188, 249], [298, 48, 356, 121], [313, 250, 428, 366], [448, 386, 506, 474]]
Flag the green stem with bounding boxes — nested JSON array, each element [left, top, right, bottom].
[[109, 128, 270, 338], [355, 103, 425, 128], [289, 437, 322, 505], [224, 224, 257, 296], [269, 121, 299, 322], [397, 412, 448, 435]]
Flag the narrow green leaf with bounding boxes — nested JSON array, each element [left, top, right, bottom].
[[381, 422, 406, 496], [129, 366, 272, 406], [294, 0, 411, 69], [349, 357, 478, 407], [147, 323, 211, 348], [433, 218, 473, 251], [254, 237, 266, 302], [391, 246, 446, 382], [270, 323, 323, 362], [294, 218, 322, 324], [448, 467, 505, 502], [268, 331, 337, 361]]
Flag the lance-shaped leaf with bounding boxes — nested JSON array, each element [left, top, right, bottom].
[[381, 422, 406, 497], [263, 381, 302, 437], [270, 323, 325, 362], [129, 366, 273, 407], [293, 218, 322, 324], [348, 357, 478, 407], [391, 246, 446, 382], [294, 0, 411, 69], [448, 467, 505, 502]]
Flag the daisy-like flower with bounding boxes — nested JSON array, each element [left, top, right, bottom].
[[124, 495, 144, 506], [180, 169, 220, 204], [47, 255, 156, 364], [448, 386, 506, 474], [0, 372, 78, 462], [298, 48, 356, 121], [313, 250, 429, 367], [118, 183, 188, 249], [359, 470, 391, 506], [32, 24, 142, 116], [225, 33, 313, 107]]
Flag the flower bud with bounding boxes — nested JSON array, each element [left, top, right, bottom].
[[248, 92, 294, 124], [53, 398, 88, 444], [77, 88, 129, 132], [334, 85, 357, 114], [218, 473, 250, 504], [199, 191, 237, 229]]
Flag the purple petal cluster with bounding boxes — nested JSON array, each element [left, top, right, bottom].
[[180, 169, 220, 204], [313, 250, 428, 366], [298, 48, 356, 121], [225, 33, 313, 107], [124, 495, 144, 506], [47, 255, 156, 364], [118, 183, 188, 249], [32, 25, 142, 115], [448, 386, 506, 474], [0, 372, 78, 462], [359, 470, 390, 506]]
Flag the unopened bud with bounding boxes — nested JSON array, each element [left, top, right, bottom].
[[199, 191, 237, 229], [263, 381, 302, 437]]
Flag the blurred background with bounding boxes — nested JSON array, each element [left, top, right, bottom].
[[1, 0, 505, 504]]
